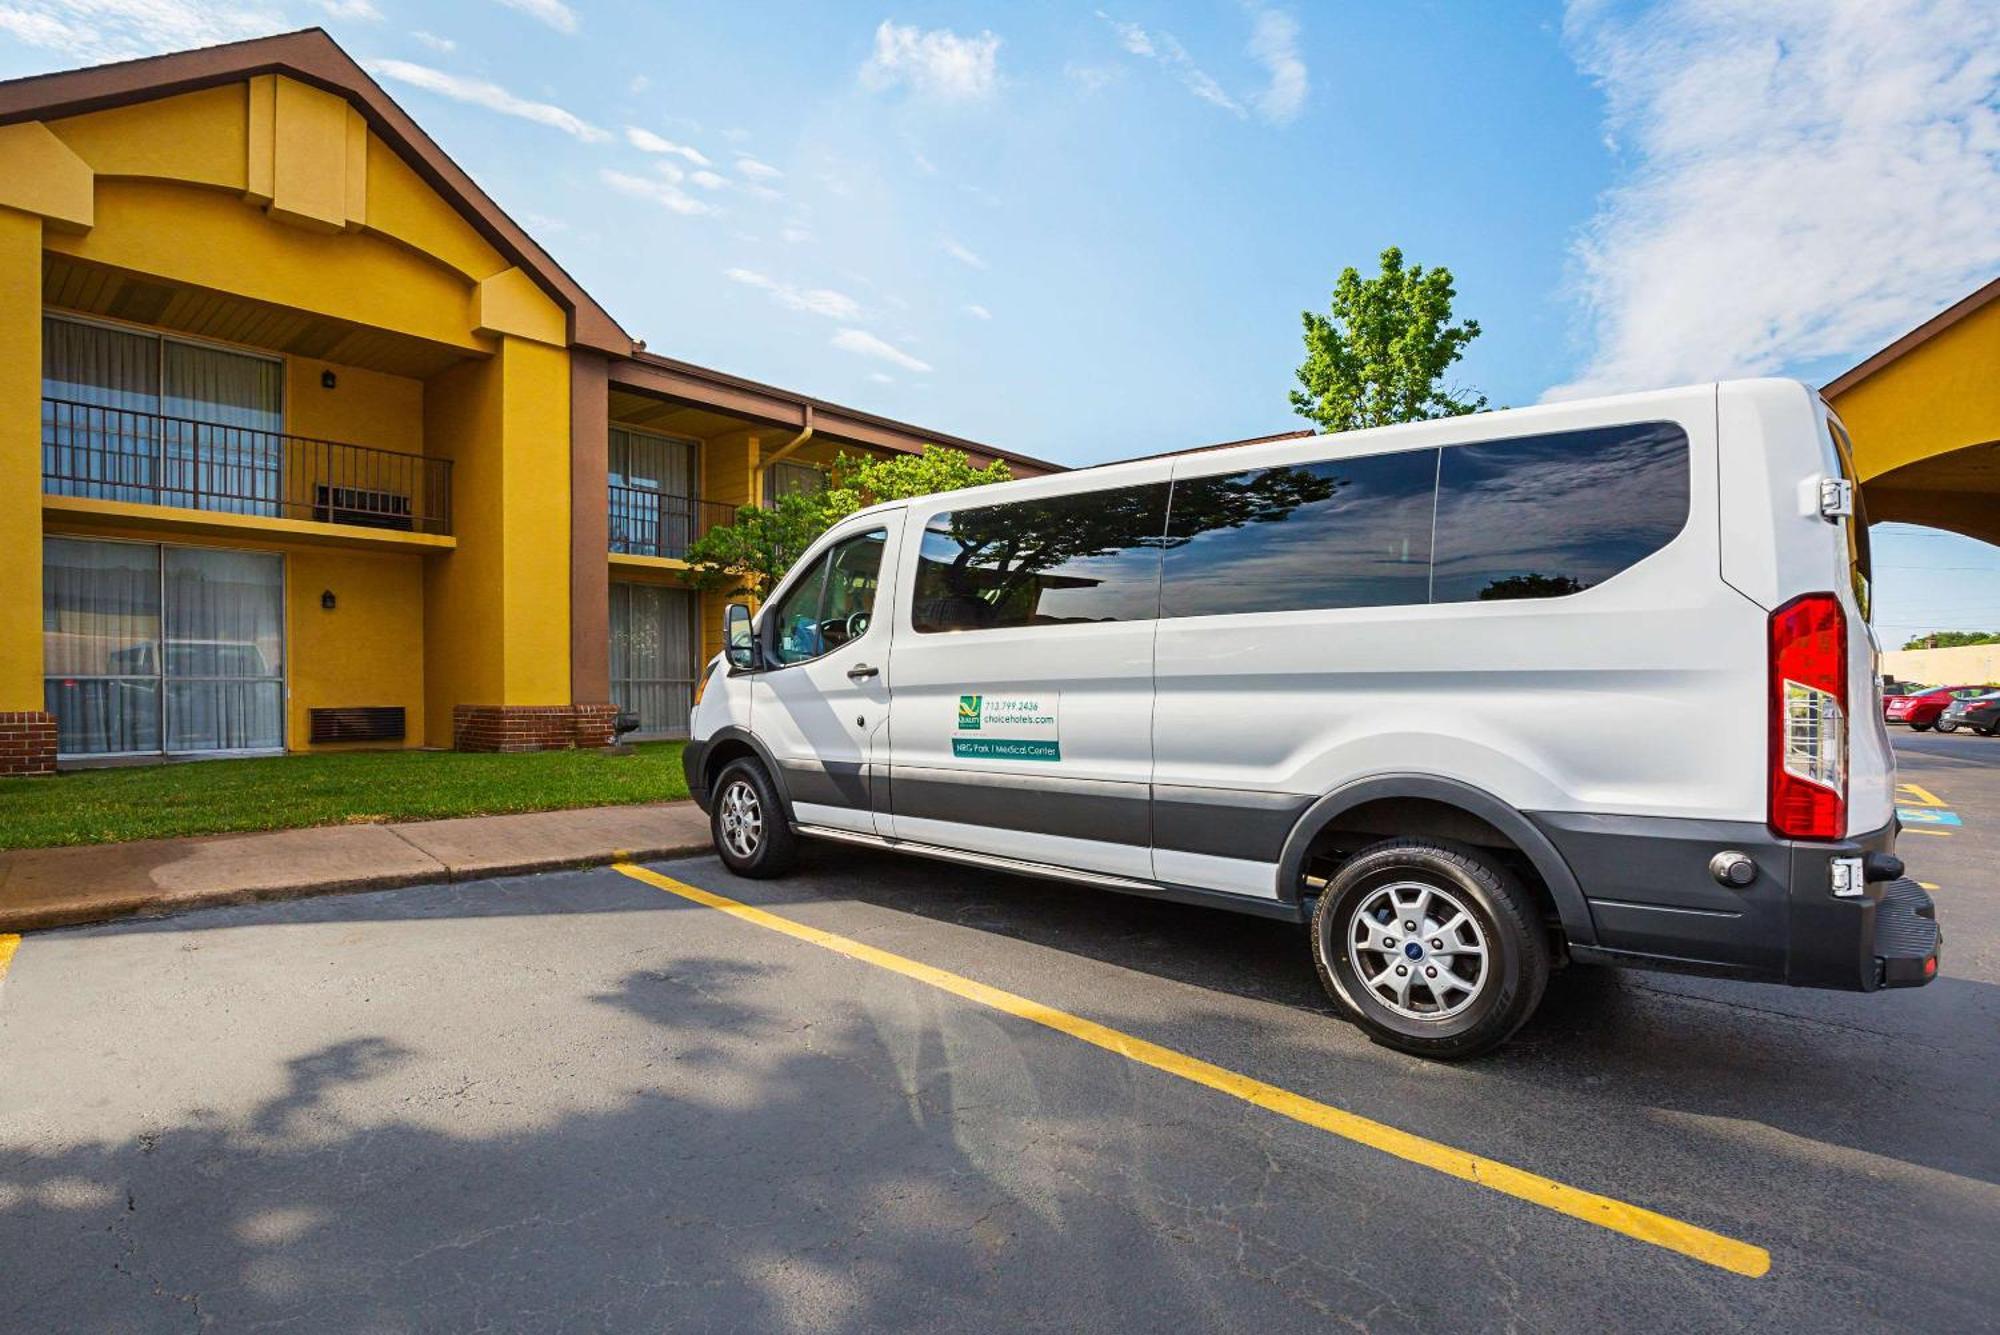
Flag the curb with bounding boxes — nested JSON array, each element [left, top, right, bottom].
[[2, 838, 715, 935]]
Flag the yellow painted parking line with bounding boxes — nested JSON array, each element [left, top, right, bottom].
[[1902, 827, 1952, 837], [1919, 883, 1941, 892], [1896, 783, 1947, 808], [0, 934, 18, 983], [614, 862, 1772, 1278]]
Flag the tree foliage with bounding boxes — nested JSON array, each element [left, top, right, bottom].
[[1901, 629, 2000, 651], [684, 445, 1009, 599], [1291, 246, 1486, 432]]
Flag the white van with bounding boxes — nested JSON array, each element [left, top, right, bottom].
[[683, 379, 1941, 1059]]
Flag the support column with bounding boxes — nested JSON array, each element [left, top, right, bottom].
[[423, 333, 576, 749], [570, 350, 610, 712], [0, 206, 53, 776]]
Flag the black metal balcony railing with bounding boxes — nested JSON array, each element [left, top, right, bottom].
[[608, 484, 736, 560], [42, 398, 453, 535]]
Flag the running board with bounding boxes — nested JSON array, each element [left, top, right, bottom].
[[793, 823, 1308, 923]]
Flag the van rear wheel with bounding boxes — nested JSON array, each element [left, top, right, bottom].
[[710, 757, 797, 879], [1311, 839, 1549, 1061]]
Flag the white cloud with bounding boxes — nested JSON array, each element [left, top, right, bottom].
[[372, 60, 609, 141], [725, 268, 863, 321], [859, 20, 1000, 101], [940, 238, 987, 270], [1096, 12, 1244, 116], [689, 169, 727, 191], [410, 29, 456, 53], [1550, 0, 2000, 399], [869, 372, 896, 384], [833, 328, 933, 374], [963, 303, 992, 320], [734, 156, 784, 181], [320, 0, 382, 20], [1065, 62, 1119, 93], [601, 169, 713, 216], [493, 0, 576, 35], [0, 0, 283, 63], [1248, 8, 1308, 125], [780, 223, 814, 244], [625, 127, 712, 166]]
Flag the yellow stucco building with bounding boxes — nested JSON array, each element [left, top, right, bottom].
[[0, 30, 1049, 776]]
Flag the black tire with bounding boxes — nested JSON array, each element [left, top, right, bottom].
[[1311, 839, 1550, 1061], [709, 757, 797, 878], [1935, 719, 1959, 734], [1978, 724, 1998, 737], [1909, 721, 1933, 732]]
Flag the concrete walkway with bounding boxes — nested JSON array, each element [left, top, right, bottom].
[[0, 802, 711, 933]]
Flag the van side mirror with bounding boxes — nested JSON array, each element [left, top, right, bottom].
[[724, 603, 757, 670]]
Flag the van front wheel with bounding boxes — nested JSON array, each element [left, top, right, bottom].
[[710, 758, 797, 878], [1311, 840, 1549, 1061]]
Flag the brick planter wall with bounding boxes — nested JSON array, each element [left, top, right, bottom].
[[0, 711, 57, 777], [452, 704, 621, 753]]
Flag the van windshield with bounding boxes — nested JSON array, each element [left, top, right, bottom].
[[1827, 416, 1873, 621]]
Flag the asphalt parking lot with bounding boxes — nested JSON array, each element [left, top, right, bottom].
[[2, 731, 1996, 1331]]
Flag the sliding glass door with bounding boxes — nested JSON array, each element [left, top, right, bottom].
[[609, 582, 698, 737], [43, 314, 284, 516], [44, 538, 285, 758]]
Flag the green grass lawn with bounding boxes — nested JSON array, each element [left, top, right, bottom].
[[0, 742, 690, 851]]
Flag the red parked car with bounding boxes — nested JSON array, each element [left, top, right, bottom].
[[1885, 685, 1991, 730]]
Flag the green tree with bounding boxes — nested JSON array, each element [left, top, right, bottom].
[[1291, 246, 1486, 432], [1901, 629, 2000, 651], [685, 444, 1009, 599]]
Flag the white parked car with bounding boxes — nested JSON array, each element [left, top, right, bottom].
[[683, 380, 1940, 1060]]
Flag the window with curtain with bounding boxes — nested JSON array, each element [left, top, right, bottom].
[[609, 582, 698, 736], [42, 314, 284, 516], [608, 427, 698, 557], [43, 537, 284, 757], [766, 461, 827, 502]]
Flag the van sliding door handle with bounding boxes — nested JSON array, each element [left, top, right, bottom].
[[846, 663, 880, 681]]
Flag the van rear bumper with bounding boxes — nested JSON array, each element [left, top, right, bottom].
[[1527, 812, 1941, 992]]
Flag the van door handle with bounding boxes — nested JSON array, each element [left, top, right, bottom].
[[846, 663, 880, 681]]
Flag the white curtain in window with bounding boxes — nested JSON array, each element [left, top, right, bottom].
[[162, 341, 283, 515], [767, 461, 826, 501], [163, 547, 284, 752], [42, 538, 163, 755], [609, 428, 698, 555], [42, 316, 161, 503], [609, 583, 696, 735]]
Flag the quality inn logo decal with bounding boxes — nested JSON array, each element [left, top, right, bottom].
[[950, 690, 1060, 761]]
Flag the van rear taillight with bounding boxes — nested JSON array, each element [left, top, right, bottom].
[[1769, 593, 1847, 840]]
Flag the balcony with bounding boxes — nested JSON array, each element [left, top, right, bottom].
[[42, 398, 453, 536], [608, 484, 735, 561]]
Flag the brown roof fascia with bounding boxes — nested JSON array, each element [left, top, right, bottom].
[[611, 350, 1065, 475], [0, 28, 631, 355], [1822, 275, 2000, 399]]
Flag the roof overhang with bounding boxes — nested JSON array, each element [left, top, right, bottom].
[[0, 27, 631, 355]]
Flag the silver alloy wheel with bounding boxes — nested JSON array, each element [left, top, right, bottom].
[[718, 778, 764, 860], [1346, 879, 1490, 1020]]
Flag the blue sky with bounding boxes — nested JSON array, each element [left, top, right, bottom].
[[2, 1, 1997, 640]]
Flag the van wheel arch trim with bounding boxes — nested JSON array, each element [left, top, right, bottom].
[[1277, 775, 1597, 947], [697, 727, 794, 817]]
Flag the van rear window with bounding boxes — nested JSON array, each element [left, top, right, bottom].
[[1429, 422, 1689, 602]]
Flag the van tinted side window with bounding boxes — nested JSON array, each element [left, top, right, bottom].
[[912, 483, 1170, 632], [1160, 449, 1439, 617], [1430, 422, 1689, 603]]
